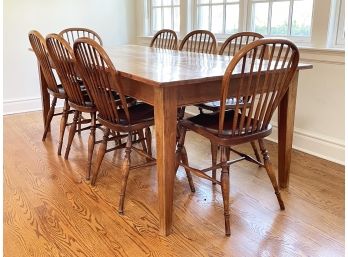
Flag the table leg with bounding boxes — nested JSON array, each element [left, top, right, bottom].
[[38, 61, 50, 130], [278, 71, 299, 189], [154, 87, 177, 236]]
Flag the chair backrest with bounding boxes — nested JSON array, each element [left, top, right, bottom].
[[150, 29, 178, 50], [73, 38, 131, 124], [46, 34, 90, 107], [179, 30, 217, 54], [219, 38, 299, 136], [28, 30, 60, 94], [219, 32, 264, 56], [59, 27, 103, 46]]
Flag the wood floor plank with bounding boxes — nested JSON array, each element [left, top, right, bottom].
[[4, 111, 345, 257]]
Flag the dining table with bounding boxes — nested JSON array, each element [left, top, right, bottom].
[[36, 44, 312, 236]]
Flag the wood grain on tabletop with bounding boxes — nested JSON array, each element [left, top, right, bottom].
[[104, 45, 312, 87]]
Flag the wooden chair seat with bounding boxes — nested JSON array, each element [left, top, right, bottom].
[[181, 110, 272, 145], [46, 84, 66, 98], [97, 103, 154, 134], [115, 103, 154, 125]]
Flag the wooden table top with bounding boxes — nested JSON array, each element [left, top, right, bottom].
[[105, 45, 313, 87]]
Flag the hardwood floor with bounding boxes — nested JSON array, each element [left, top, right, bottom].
[[4, 111, 344, 257]]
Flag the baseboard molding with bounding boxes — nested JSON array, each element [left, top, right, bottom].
[[185, 107, 345, 165], [4, 97, 64, 115], [268, 125, 345, 165]]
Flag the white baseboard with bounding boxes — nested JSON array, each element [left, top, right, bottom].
[[185, 107, 345, 165], [268, 125, 345, 165], [4, 97, 64, 115]]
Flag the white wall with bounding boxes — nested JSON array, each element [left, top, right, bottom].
[[269, 49, 345, 165], [4, 0, 136, 113]]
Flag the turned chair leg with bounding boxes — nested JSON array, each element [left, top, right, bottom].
[[211, 142, 218, 185], [57, 99, 70, 155], [42, 97, 57, 141], [176, 126, 195, 192], [86, 112, 96, 180], [220, 146, 231, 236], [137, 129, 148, 153], [250, 141, 262, 163], [258, 139, 285, 210], [64, 110, 79, 160], [91, 128, 110, 186], [145, 127, 152, 157], [118, 133, 132, 214]]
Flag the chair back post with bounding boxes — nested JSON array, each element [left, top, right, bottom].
[[219, 38, 300, 136], [28, 30, 60, 94], [73, 37, 130, 124], [179, 30, 217, 54], [150, 29, 178, 50], [59, 27, 103, 46], [219, 32, 264, 56], [46, 33, 89, 107]]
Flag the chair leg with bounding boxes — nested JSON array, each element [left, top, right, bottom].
[[86, 112, 96, 180], [175, 126, 195, 192], [111, 131, 121, 146], [77, 113, 82, 135], [42, 97, 57, 141], [91, 128, 110, 186], [118, 133, 132, 214], [258, 139, 285, 210], [145, 127, 152, 157], [198, 107, 204, 114], [220, 146, 231, 236], [132, 131, 137, 142], [211, 142, 218, 185], [137, 129, 148, 153], [177, 107, 186, 120], [116, 132, 122, 145], [250, 141, 262, 163], [57, 99, 70, 155], [64, 110, 79, 160]]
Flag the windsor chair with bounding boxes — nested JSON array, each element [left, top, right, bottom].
[[73, 38, 195, 214], [176, 38, 300, 235], [28, 30, 72, 155]]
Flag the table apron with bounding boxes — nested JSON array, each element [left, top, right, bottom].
[[120, 75, 276, 107]]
